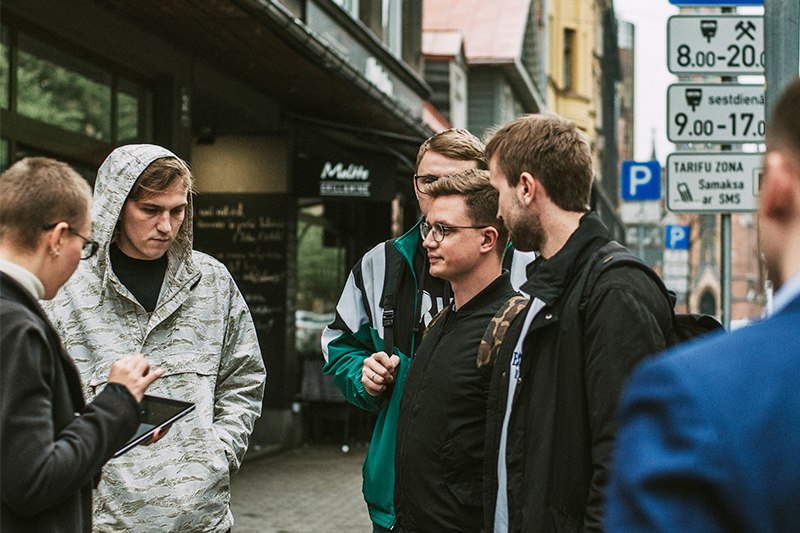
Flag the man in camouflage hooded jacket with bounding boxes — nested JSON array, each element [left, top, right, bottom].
[[45, 144, 266, 532]]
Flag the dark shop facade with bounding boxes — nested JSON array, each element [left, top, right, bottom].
[[1, 0, 437, 449]]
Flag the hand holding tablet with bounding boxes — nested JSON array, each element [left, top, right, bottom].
[[114, 395, 195, 457]]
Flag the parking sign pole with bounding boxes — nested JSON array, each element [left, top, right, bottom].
[[721, 214, 732, 328], [764, 0, 800, 118]]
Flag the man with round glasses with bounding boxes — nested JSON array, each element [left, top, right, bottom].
[[395, 168, 519, 532], [323, 129, 534, 533]]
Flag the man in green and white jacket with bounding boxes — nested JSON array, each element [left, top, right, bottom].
[[322, 129, 533, 532]]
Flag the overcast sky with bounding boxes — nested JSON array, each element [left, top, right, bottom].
[[613, 1, 765, 164]]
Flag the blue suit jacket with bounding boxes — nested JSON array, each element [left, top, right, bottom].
[[606, 295, 800, 533]]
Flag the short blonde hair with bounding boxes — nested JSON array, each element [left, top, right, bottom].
[[426, 168, 508, 256], [416, 129, 487, 171], [0, 157, 92, 251]]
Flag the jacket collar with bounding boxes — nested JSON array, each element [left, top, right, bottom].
[[0, 259, 45, 299], [520, 211, 611, 306], [452, 271, 514, 315], [778, 293, 800, 317], [1, 273, 87, 409], [393, 218, 424, 267]]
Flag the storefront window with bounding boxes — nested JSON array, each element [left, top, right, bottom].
[[1, 25, 9, 110], [118, 91, 139, 143], [17, 32, 113, 141], [1, 22, 152, 168], [295, 204, 347, 356], [0, 139, 9, 173]]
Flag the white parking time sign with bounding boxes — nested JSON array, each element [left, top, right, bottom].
[[667, 83, 765, 144], [668, 15, 764, 75]]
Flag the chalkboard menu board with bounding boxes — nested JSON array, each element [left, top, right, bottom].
[[193, 193, 292, 407]]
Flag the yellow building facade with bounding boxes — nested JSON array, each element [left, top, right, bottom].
[[546, 0, 596, 134]]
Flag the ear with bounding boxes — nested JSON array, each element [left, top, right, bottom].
[[760, 152, 798, 223], [479, 225, 499, 254], [517, 172, 538, 206], [42, 222, 69, 257]]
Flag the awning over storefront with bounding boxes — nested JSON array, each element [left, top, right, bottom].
[[102, 0, 435, 139]]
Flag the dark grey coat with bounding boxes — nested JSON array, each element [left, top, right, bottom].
[[1, 273, 139, 533]]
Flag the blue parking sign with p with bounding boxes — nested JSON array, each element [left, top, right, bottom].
[[621, 161, 661, 201], [665, 225, 690, 250]]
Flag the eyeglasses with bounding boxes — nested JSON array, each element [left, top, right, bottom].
[[42, 223, 99, 260], [414, 174, 439, 194], [420, 221, 489, 242]]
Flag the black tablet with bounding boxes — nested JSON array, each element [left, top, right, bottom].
[[113, 394, 195, 458]]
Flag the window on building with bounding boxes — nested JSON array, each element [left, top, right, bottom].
[[700, 290, 717, 316], [0, 21, 152, 170], [564, 28, 575, 92], [295, 204, 348, 357], [17, 33, 114, 141], [1, 25, 9, 110], [332, 0, 360, 18], [382, 0, 402, 57], [521, 0, 545, 96]]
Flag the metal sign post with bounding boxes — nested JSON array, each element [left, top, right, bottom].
[[666, 151, 763, 327]]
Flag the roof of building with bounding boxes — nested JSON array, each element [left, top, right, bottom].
[[423, 0, 531, 63], [422, 29, 463, 59]]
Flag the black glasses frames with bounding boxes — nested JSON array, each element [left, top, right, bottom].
[[419, 221, 490, 242], [42, 223, 99, 260], [414, 174, 439, 194]]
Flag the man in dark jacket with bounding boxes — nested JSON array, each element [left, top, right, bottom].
[[395, 169, 521, 533], [484, 112, 674, 533], [323, 129, 534, 532], [0, 157, 162, 533]]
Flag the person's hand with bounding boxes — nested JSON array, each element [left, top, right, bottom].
[[142, 425, 170, 446], [362, 351, 400, 397], [107, 353, 163, 403]]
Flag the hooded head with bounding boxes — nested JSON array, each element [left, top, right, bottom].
[[91, 145, 194, 275]]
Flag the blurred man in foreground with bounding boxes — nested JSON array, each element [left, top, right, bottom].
[[606, 79, 800, 533]]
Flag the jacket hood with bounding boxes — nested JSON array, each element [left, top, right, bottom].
[[90, 144, 194, 279]]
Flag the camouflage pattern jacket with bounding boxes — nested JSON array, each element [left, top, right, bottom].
[[44, 145, 266, 533]]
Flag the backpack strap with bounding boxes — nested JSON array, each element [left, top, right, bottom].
[[577, 241, 673, 318], [477, 294, 530, 369], [381, 238, 404, 354], [420, 306, 449, 342]]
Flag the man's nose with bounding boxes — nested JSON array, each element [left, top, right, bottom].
[[155, 212, 172, 233], [422, 232, 437, 249]]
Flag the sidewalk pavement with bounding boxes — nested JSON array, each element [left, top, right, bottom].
[[231, 444, 373, 533]]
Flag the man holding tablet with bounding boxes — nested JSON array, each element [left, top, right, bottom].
[[0, 157, 163, 533]]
